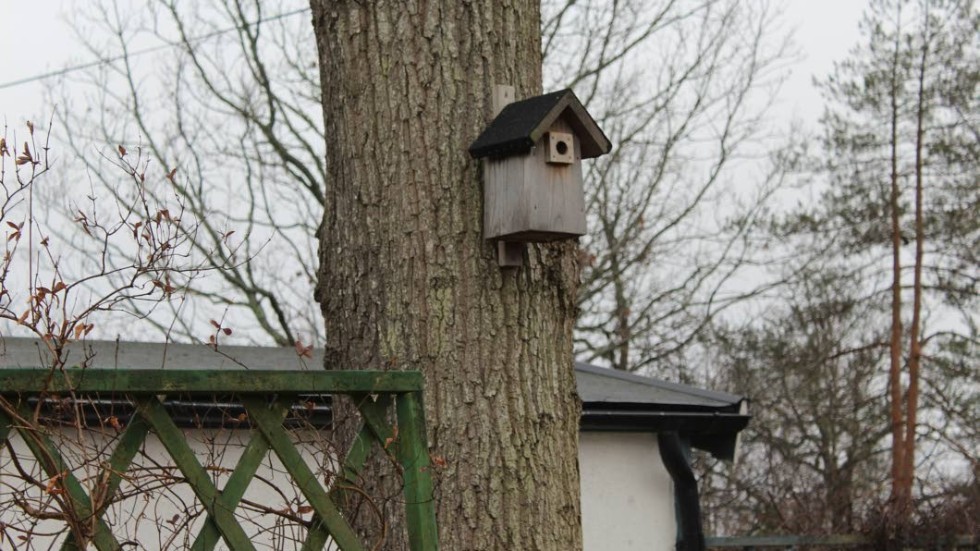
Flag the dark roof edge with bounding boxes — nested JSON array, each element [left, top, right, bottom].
[[525, 90, 611, 159], [580, 408, 749, 433], [580, 408, 750, 461]]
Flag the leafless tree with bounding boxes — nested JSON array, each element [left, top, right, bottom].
[[45, 0, 793, 372], [1, 121, 203, 353], [543, 0, 795, 373], [48, 0, 325, 346], [699, 266, 892, 534]]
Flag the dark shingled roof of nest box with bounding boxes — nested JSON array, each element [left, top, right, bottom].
[[468, 89, 612, 160]]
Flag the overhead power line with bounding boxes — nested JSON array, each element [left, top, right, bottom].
[[0, 7, 310, 91]]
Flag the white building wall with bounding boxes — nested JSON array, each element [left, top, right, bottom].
[[579, 431, 676, 551], [3, 426, 677, 550]]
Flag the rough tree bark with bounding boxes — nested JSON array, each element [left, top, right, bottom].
[[309, 2, 583, 550]]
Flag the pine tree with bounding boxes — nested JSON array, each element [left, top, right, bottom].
[[789, 0, 977, 518]]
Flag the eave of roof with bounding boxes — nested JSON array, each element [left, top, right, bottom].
[[574, 361, 749, 460]]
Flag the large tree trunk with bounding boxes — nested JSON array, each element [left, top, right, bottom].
[[309, 2, 583, 550]]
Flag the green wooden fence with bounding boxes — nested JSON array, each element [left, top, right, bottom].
[[0, 368, 438, 551]]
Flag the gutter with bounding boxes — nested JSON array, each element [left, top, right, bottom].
[[658, 431, 705, 551], [580, 407, 750, 460]]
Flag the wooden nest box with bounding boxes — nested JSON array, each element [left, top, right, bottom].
[[469, 89, 611, 243]]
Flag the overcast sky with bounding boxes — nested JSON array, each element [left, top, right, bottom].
[[2, 1, 867, 130], [0, 1, 871, 345]]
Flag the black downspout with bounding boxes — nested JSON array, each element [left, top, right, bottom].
[[658, 431, 705, 551]]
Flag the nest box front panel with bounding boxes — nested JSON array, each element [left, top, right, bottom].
[[522, 118, 586, 239], [482, 118, 587, 241]]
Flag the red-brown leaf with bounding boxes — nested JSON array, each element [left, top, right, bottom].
[[294, 340, 313, 359], [384, 425, 399, 450], [45, 473, 65, 495], [430, 454, 448, 468], [17, 142, 31, 164]]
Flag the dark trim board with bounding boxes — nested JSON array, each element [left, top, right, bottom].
[[580, 408, 749, 461], [580, 407, 749, 432], [23, 395, 333, 430]]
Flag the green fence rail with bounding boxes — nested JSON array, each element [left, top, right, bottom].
[[0, 368, 439, 551]]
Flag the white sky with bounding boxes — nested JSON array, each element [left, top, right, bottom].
[[2, 1, 867, 129], [0, 1, 74, 124], [773, 0, 867, 126]]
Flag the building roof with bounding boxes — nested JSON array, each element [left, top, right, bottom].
[[468, 89, 612, 159], [0, 338, 748, 459], [0, 338, 318, 372], [576, 361, 742, 409], [576, 362, 748, 460]]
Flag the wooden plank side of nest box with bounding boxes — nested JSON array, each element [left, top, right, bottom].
[[484, 154, 529, 240]]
